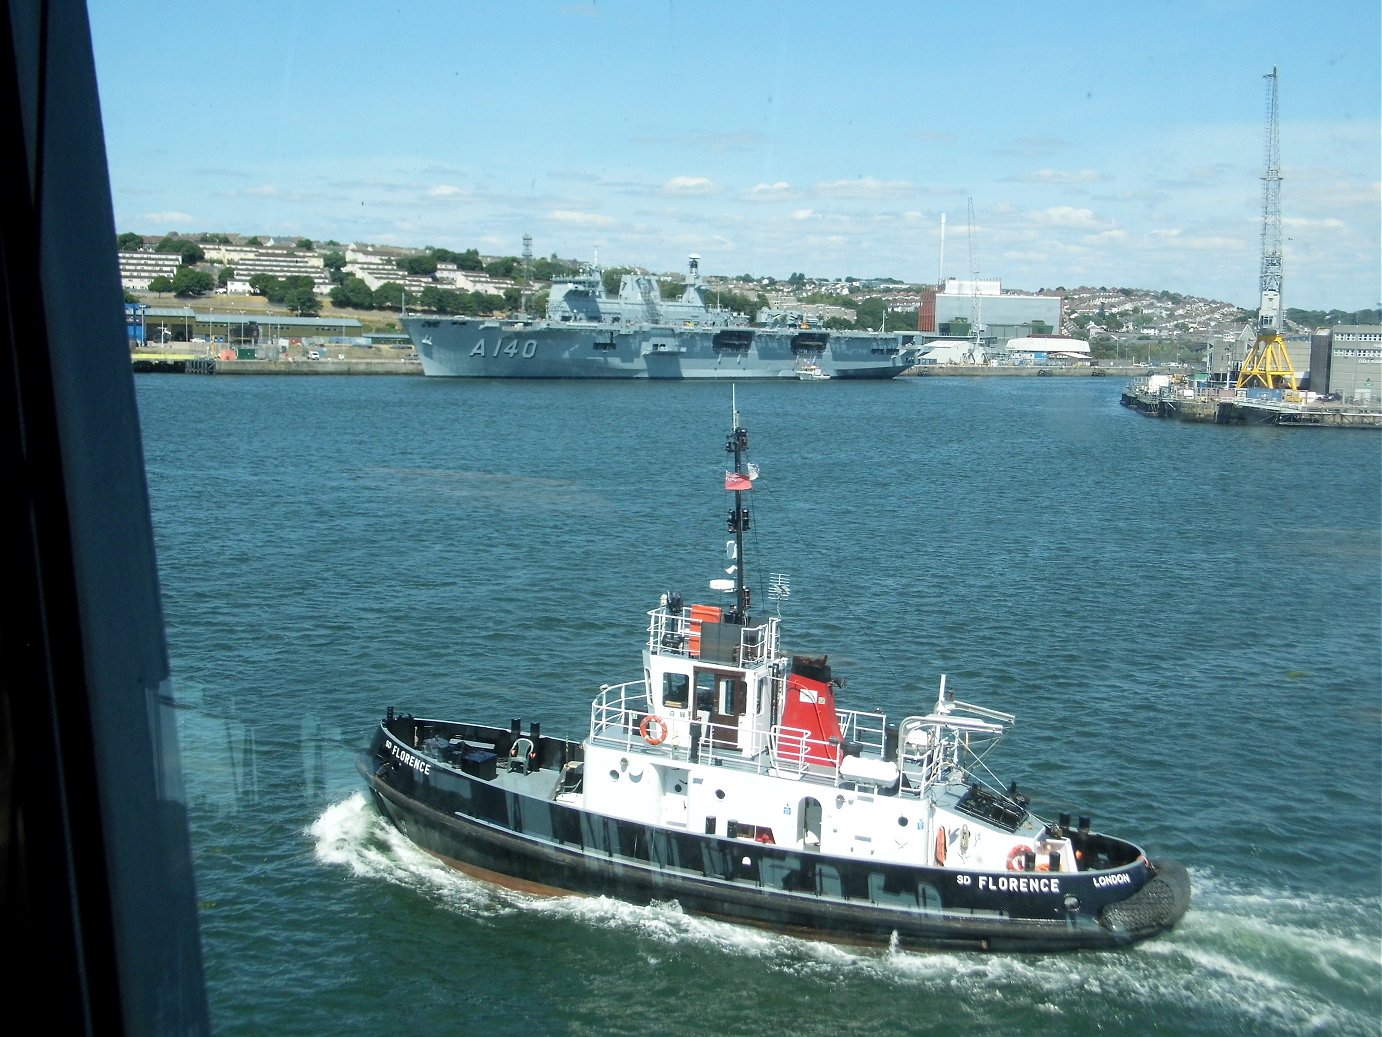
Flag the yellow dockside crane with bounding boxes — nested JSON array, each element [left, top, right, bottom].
[[1237, 67, 1297, 391]]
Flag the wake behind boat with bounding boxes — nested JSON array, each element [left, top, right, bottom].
[[402, 254, 917, 379], [358, 402, 1190, 952]]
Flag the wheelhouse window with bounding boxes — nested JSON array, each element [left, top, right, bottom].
[[663, 672, 690, 708]]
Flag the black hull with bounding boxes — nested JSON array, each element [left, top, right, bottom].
[[358, 726, 1189, 953]]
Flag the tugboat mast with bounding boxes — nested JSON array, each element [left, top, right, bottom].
[[725, 394, 751, 625]]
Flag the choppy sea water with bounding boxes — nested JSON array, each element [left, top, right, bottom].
[[134, 374, 1381, 1036]]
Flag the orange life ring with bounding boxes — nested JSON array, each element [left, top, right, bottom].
[[639, 714, 668, 746], [935, 826, 947, 865], [1007, 844, 1032, 871]]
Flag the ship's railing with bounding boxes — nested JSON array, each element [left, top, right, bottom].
[[768, 707, 895, 788], [897, 705, 1010, 794], [646, 604, 778, 666], [588, 682, 900, 793], [837, 708, 888, 759], [589, 681, 652, 747]]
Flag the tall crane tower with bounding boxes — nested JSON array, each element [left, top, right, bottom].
[[1236, 67, 1297, 389]]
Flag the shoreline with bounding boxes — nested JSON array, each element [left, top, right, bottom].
[[132, 355, 1150, 379]]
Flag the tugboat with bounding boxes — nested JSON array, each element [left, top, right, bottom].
[[358, 401, 1190, 952]]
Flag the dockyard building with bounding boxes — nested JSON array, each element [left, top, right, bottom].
[[918, 278, 1063, 350], [1309, 325, 1381, 403]]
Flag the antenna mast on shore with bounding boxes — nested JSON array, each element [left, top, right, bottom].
[[967, 198, 983, 350], [1237, 67, 1296, 389], [520, 233, 533, 317], [938, 212, 946, 286]]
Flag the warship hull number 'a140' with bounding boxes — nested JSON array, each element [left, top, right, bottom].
[[359, 400, 1190, 952], [402, 254, 918, 380]]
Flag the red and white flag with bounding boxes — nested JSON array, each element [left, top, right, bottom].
[[725, 471, 752, 491]]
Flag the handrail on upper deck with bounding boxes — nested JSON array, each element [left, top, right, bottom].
[[646, 605, 779, 664]]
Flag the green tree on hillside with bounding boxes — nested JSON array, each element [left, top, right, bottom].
[[155, 234, 205, 266], [248, 273, 317, 305], [329, 276, 375, 309], [372, 282, 406, 310], [854, 297, 890, 330], [147, 275, 173, 296], [531, 256, 579, 281], [427, 247, 486, 271], [171, 267, 214, 297], [285, 286, 319, 316], [400, 254, 438, 276], [154, 235, 204, 265], [117, 232, 144, 251], [708, 288, 766, 322]]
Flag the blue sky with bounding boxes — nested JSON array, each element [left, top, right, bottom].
[[90, 1, 1379, 311]]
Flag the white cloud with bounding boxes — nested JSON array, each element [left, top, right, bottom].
[[246, 185, 280, 197], [428, 185, 463, 197], [663, 176, 718, 196], [143, 210, 195, 225], [1030, 206, 1105, 228], [744, 181, 794, 200]]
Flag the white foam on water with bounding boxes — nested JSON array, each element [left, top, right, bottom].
[[310, 793, 517, 918], [313, 797, 1380, 1034]]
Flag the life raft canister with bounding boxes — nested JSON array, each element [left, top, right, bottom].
[[640, 714, 668, 746]]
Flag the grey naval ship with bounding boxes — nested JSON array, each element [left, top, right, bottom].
[[402, 255, 919, 379]]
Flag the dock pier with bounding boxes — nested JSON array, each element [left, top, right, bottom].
[[1120, 377, 1382, 429]]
